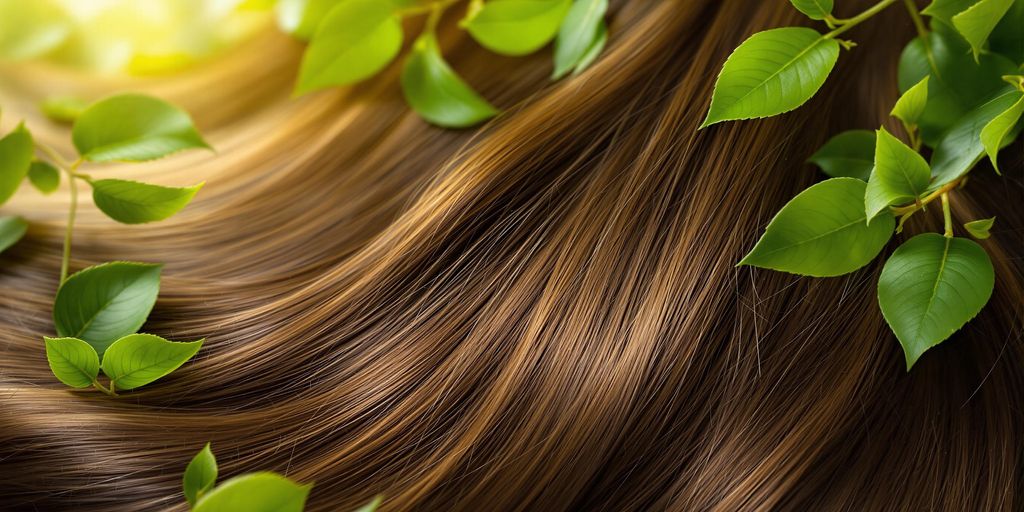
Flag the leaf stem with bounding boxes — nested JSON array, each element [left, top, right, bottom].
[[824, 0, 899, 39], [891, 177, 963, 216], [902, 0, 937, 73], [1004, 75, 1024, 91], [34, 141, 87, 284], [34, 141, 75, 170], [59, 159, 83, 284], [941, 192, 953, 237], [904, 122, 921, 151], [425, 1, 444, 33], [92, 379, 118, 397]]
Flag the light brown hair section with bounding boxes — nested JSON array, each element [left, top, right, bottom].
[[1, 0, 1022, 510]]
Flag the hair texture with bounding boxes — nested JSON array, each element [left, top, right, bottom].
[[1, 0, 1023, 510]]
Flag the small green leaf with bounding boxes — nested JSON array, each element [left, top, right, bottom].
[[43, 336, 99, 388], [72, 94, 210, 162], [0, 216, 28, 254], [897, 30, 1017, 145], [193, 472, 311, 512], [921, 0, 978, 25], [101, 334, 202, 390], [701, 28, 840, 128], [930, 90, 1021, 187], [0, 0, 71, 60], [878, 233, 994, 369], [462, 0, 572, 56], [28, 161, 60, 194], [865, 127, 931, 223], [951, 0, 1014, 61], [0, 123, 34, 205], [53, 262, 162, 357], [401, 33, 499, 128], [355, 497, 383, 512], [964, 217, 995, 239], [40, 95, 88, 124], [294, 0, 403, 95], [184, 443, 218, 507], [807, 129, 876, 181], [790, 0, 834, 20], [891, 76, 930, 127], [89, 179, 203, 225], [739, 178, 895, 277], [572, 19, 607, 75], [980, 92, 1024, 173], [551, 0, 607, 79]]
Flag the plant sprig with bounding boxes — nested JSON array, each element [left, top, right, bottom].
[[705, 0, 1024, 369], [180, 444, 381, 512], [0, 93, 210, 394], [283, 0, 609, 127]]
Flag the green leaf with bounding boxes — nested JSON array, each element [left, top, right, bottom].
[[897, 30, 1017, 145], [951, 0, 1014, 61], [275, 0, 341, 41], [807, 129, 876, 181], [0, 216, 27, 254], [355, 497, 383, 512], [0, 0, 71, 60], [27, 161, 60, 194], [739, 178, 895, 277], [72, 94, 210, 162], [980, 92, 1024, 173], [930, 90, 1021, 187], [462, 0, 572, 56], [90, 179, 203, 224], [964, 216, 995, 239], [878, 233, 994, 369], [701, 28, 840, 128], [294, 0, 403, 95], [101, 333, 202, 390], [193, 472, 311, 512], [401, 33, 499, 128], [891, 76, 930, 127], [43, 336, 99, 388], [921, 0, 978, 25], [865, 127, 931, 223], [572, 19, 607, 75], [0, 123, 34, 205], [551, 0, 608, 79], [184, 443, 218, 507], [790, 0, 834, 20], [39, 95, 88, 124], [53, 262, 162, 357]]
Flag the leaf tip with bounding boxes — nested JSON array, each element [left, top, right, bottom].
[[904, 349, 921, 372], [698, 115, 719, 130]]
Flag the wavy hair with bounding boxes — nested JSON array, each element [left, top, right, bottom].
[[1, 0, 1023, 510]]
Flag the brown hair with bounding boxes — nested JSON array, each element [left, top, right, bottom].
[[1, 0, 1023, 510]]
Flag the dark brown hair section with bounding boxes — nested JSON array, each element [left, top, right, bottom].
[[1, 0, 1022, 510]]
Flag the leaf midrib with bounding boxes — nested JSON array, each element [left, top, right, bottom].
[[724, 34, 830, 117], [109, 351, 185, 383], [755, 217, 866, 259], [914, 236, 952, 340]]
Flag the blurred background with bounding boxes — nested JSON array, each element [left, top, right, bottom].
[[0, 0, 270, 75]]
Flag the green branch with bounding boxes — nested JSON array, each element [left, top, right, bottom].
[[825, 0, 899, 40]]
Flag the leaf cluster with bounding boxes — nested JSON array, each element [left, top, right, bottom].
[[1, 94, 210, 393], [283, 0, 609, 127], [707, 0, 1024, 369]]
